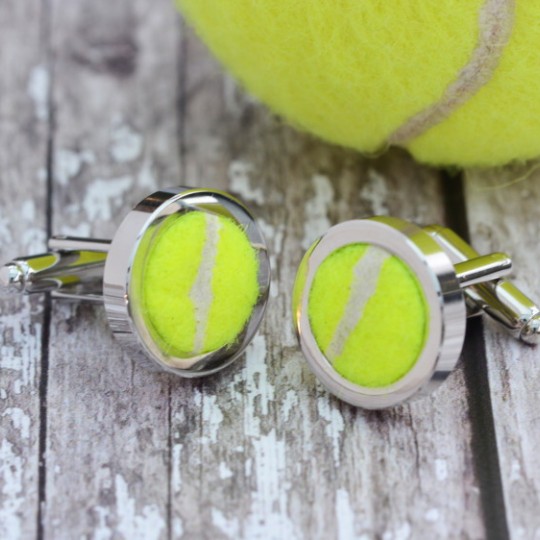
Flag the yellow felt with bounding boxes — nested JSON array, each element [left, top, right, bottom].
[[408, 1, 540, 166], [308, 244, 429, 388], [177, 0, 502, 166], [205, 215, 260, 352], [291, 243, 314, 321], [142, 212, 259, 358], [308, 244, 366, 355]]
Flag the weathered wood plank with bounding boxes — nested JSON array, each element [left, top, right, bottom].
[[0, 2, 49, 539], [465, 165, 540, 539], [167, 24, 485, 539], [42, 0, 182, 538]]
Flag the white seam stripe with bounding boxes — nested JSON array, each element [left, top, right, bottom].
[[388, 0, 515, 145], [325, 246, 390, 362], [190, 213, 220, 355]]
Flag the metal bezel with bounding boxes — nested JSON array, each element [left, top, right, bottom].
[[103, 187, 271, 378], [293, 217, 467, 409]]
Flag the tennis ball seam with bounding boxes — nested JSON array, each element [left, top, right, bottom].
[[308, 244, 429, 388], [388, 0, 515, 146], [325, 247, 389, 361], [190, 213, 221, 354], [180, 0, 540, 166], [141, 211, 260, 359]]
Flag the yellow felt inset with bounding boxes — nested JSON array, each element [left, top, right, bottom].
[[205, 215, 260, 352], [308, 244, 429, 388], [175, 0, 540, 167], [142, 212, 259, 358]]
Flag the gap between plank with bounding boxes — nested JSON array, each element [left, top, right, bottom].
[[440, 169, 510, 540], [37, 0, 54, 536]]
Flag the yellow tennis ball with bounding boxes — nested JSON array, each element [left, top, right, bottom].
[[177, 0, 540, 167], [308, 244, 429, 388], [142, 211, 260, 358]]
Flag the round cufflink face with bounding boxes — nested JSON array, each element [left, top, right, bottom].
[[293, 217, 467, 409], [104, 188, 270, 377]]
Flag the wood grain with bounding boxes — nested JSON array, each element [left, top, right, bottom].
[[167, 26, 484, 540], [465, 165, 540, 539], [3, 0, 539, 538], [0, 2, 49, 539], [42, 0, 180, 538]]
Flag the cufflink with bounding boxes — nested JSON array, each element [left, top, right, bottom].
[[1, 187, 271, 377], [293, 217, 539, 409]]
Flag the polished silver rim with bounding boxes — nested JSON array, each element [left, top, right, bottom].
[[103, 187, 271, 378], [293, 217, 467, 409]]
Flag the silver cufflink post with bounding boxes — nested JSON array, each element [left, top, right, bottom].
[[425, 225, 540, 345], [293, 217, 539, 409], [1, 187, 271, 378]]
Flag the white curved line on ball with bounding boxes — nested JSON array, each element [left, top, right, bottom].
[[388, 0, 515, 145], [190, 213, 221, 355], [325, 246, 390, 362]]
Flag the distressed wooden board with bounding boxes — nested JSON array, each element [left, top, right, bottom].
[[0, 1, 49, 539], [465, 166, 540, 539], [7, 0, 540, 538], [42, 0, 181, 538], [167, 25, 484, 540]]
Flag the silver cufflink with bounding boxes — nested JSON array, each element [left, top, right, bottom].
[[1, 187, 271, 377], [293, 217, 539, 409]]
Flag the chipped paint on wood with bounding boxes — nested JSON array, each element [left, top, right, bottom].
[[2, 0, 535, 538], [465, 165, 540, 535]]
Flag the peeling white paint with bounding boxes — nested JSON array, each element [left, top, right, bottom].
[[383, 522, 412, 540], [201, 394, 224, 445], [425, 508, 440, 522], [114, 474, 165, 540], [110, 123, 143, 163], [361, 169, 389, 215], [212, 508, 240, 538], [27, 65, 49, 121], [317, 396, 344, 465], [172, 517, 184, 538], [0, 440, 24, 540], [238, 333, 296, 538], [83, 177, 133, 221], [37, 168, 47, 183], [94, 506, 111, 540], [2, 408, 30, 439], [12, 380, 22, 395], [336, 489, 355, 540], [171, 443, 183, 495], [0, 316, 39, 390], [257, 219, 284, 299], [302, 175, 334, 249], [228, 160, 264, 205], [244, 334, 273, 423], [21, 200, 35, 222], [219, 462, 234, 480], [59, 223, 92, 238], [21, 228, 46, 254], [245, 429, 296, 539], [0, 216, 12, 245], [281, 390, 299, 423], [510, 459, 522, 483], [435, 459, 448, 482], [55, 149, 95, 186], [138, 159, 157, 190]]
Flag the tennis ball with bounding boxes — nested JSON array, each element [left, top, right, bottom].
[[141, 211, 260, 358], [308, 244, 429, 388], [177, 0, 540, 167]]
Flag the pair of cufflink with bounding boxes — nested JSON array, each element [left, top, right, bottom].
[[2, 187, 538, 409]]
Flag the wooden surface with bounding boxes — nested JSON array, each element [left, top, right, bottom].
[[0, 1, 539, 539]]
